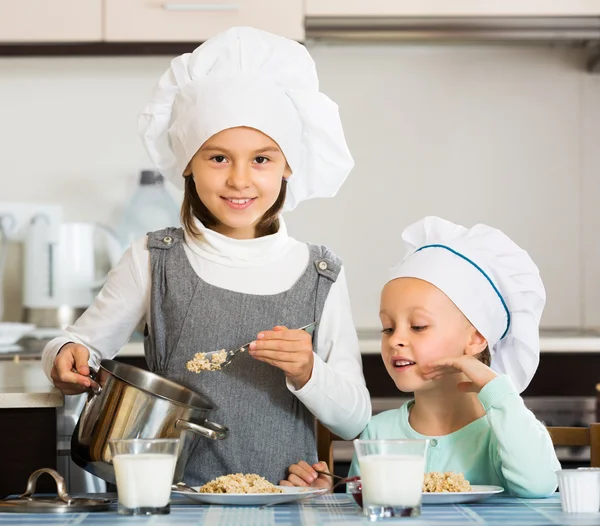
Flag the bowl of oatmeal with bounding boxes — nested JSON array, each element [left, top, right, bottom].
[[199, 473, 283, 494], [348, 472, 472, 508], [172, 473, 327, 505], [422, 472, 471, 493]]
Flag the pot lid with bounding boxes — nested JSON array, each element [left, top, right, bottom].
[[0, 469, 111, 513]]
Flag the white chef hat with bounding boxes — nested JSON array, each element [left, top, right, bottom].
[[389, 216, 545, 393], [138, 26, 354, 211]]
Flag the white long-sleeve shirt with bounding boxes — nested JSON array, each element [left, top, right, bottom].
[[42, 218, 371, 440]]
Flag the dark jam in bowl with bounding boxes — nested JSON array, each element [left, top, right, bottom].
[[347, 480, 363, 508]]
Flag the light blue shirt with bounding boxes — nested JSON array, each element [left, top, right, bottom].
[[348, 375, 560, 498]]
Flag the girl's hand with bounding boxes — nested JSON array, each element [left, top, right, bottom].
[[420, 355, 497, 393], [50, 343, 99, 395], [279, 460, 332, 489], [249, 326, 314, 389]]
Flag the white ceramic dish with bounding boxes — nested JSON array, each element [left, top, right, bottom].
[[0, 344, 23, 354], [422, 485, 504, 504], [172, 486, 327, 506], [0, 323, 35, 346], [558, 469, 600, 512]]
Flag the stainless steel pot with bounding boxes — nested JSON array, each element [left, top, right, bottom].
[[71, 359, 228, 484]]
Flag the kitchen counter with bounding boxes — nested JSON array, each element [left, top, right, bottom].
[[0, 328, 598, 404], [0, 364, 61, 496], [0, 360, 63, 408], [2, 327, 600, 361], [0, 383, 63, 408]]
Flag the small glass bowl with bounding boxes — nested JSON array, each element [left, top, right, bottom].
[[346, 479, 363, 507]]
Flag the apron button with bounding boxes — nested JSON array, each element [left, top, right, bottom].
[[163, 236, 173, 245], [430, 439, 438, 447], [318, 261, 328, 271]]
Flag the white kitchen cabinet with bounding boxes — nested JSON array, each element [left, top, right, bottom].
[[0, 1, 102, 42], [306, 0, 600, 17], [104, 0, 304, 42]]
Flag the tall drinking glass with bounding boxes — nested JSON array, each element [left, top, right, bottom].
[[354, 439, 428, 521], [109, 438, 179, 516]]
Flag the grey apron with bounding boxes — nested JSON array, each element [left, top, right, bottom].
[[144, 227, 341, 485]]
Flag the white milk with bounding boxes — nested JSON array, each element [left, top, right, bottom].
[[359, 454, 425, 507], [113, 453, 176, 508]]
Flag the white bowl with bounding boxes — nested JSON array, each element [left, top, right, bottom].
[[0, 323, 35, 346], [557, 469, 600, 513]]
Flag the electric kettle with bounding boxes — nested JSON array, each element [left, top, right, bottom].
[[23, 221, 122, 328]]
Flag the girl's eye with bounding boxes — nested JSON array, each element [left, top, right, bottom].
[[254, 156, 269, 164], [411, 326, 427, 332], [381, 328, 393, 335], [211, 155, 227, 163]]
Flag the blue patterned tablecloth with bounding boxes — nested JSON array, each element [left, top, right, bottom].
[[1, 493, 599, 525]]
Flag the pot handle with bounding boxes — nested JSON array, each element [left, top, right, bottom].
[[175, 419, 228, 440], [70, 365, 101, 396], [87, 366, 102, 396]]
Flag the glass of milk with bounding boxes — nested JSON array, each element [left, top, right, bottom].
[[109, 438, 179, 516], [354, 439, 429, 520]]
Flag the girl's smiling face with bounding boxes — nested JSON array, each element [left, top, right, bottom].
[[184, 126, 291, 239], [379, 277, 485, 393]]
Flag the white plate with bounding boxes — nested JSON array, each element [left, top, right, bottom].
[[172, 485, 328, 506], [0, 344, 22, 354], [422, 485, 504, 504], [0, 323, 35, 346]]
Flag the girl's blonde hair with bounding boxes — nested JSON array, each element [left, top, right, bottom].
[[181, 176, 287, 239]]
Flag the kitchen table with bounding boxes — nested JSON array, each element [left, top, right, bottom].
[[0, 375, 62, 498], [1, 493, 598, 525]]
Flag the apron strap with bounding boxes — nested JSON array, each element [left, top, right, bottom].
[[308, 244, 343, 350]]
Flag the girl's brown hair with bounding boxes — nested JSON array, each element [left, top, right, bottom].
[[181, 175, 288, 239]]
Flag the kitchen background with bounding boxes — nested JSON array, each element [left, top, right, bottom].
[[1, 1, 600, 495], [1, 44, 600, 328]]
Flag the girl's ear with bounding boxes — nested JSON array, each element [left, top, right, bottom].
[[183, 162, 192, 177], [464, 329, 488, 357], [283, 164, 292, 180]]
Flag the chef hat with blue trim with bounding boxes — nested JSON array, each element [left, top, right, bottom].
[[138, 26, 354, 211], [389, 216, 546, 393]]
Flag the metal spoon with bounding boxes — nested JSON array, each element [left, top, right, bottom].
[[171, 482, 199, 493], [314, 471, 361, 490], [314, 469, 348, 482], [201, 322, 318, 369]]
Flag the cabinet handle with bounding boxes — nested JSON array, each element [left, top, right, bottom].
[[162, 3, 239, 11]]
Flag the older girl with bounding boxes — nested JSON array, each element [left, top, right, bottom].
[[43, 26, 371, 486]]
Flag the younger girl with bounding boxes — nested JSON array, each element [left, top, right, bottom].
[[284, 216, 560, 498], [42, 26, 371, 486]]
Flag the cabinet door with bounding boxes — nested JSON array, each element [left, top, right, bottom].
[[305, 0, 600, 17], [0, 0, 102, 42], [105, 0, 304, 42]]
